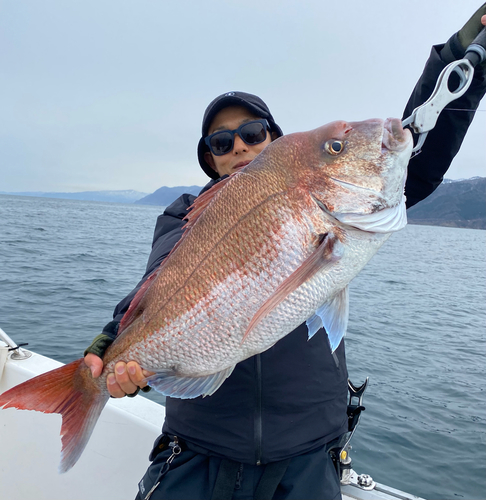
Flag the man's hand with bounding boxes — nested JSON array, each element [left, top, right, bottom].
[[84, 354, 153, 398]]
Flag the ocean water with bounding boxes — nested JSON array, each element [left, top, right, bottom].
[[0, 194, 485, 500]]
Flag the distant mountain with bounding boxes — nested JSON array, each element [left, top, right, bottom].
[[136, 178, 485, 230], [407, 177, 486, 229], [0, 190, 148, 204], [3, 177, 484, 229], [135, 185, 202, 206]]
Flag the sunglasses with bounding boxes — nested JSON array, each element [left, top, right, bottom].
[[204, 119, 270, 156]]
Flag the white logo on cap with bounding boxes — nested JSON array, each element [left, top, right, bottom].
[[225, 92, 236, 97]]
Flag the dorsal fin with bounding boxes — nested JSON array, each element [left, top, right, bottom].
[[161, 175, 235, 263], [183, 175, 233, 230], [118, 270, 159, 334]]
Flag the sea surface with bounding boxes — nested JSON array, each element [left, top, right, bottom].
[[0, 194, 485, 500]]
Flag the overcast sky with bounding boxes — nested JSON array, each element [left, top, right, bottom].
[[1, 0, 485, 193]]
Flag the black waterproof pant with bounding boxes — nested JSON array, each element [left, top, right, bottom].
[[136, 441, 342, 500]]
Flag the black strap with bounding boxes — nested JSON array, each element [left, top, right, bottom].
[[254, 459, 291, 500], [211, 458, 291, 500], [210, 459, 241, 500]]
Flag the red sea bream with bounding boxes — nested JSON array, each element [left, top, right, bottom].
[[0, 117, 412, 472]]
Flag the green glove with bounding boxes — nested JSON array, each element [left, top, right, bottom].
[[457, 3, 486, 50], [84, 319, 119, 358], [441, 4, 486, 66], [84, 333, 114, 358]]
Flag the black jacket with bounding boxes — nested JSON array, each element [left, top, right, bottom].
[[105, 42, 485, 465]]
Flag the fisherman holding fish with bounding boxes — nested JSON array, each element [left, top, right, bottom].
[[1, 6, 484, 500], [87, 9, 486, 498]]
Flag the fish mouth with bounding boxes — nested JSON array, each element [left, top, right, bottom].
[[382, 118, 412, 152]]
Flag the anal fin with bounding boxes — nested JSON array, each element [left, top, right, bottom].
[[145, 365, 236, 399]]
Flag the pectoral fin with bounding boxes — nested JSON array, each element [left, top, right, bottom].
[[144, 365, 235, 399], [242, 232, 343, 343], [306, 285, 349, 352]]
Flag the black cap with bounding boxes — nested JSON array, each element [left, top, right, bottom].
[[197, 91, 283, 179]]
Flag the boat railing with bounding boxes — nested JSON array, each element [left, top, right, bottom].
[[0, 327, 32, 361], [0, 327, 32, 386]]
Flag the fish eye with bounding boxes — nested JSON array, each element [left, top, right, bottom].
[[325, 140, 346, 155]]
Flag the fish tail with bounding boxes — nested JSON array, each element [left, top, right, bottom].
[[0, 358, 109, 473]]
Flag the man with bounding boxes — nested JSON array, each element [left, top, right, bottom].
[[85, 8, 486, 500]]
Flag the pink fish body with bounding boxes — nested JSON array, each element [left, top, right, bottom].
[[0, 118, 412, 472]]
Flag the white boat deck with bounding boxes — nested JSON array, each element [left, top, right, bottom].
[[0, 330, 424, 500]]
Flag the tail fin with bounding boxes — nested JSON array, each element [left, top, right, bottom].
[[0, 358, 109, 473]]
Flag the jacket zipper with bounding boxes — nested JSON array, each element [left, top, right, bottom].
[[255, 354, 263, 465]]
